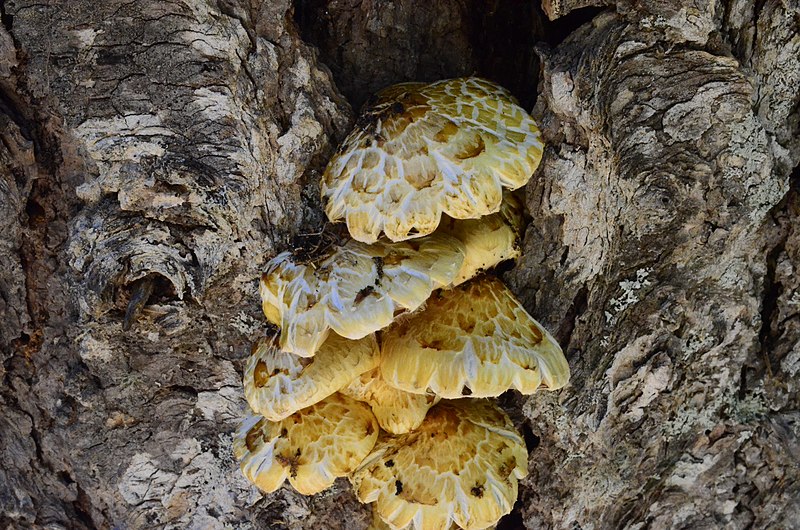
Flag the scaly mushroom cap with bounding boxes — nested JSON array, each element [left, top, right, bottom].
[[322, 77, 544, 243], [260, 234, 465, 357], [340, 368, 440, 435], [350, 399, 527, 530], [244, 333, 379, 421], [368, 508, 397, 530], [438, 192, 525, 286], [234, 394, 379, 496], [368, 508, 491, 530], [380, 276, 569, 398]]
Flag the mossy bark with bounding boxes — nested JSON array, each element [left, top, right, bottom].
[[1, 0, 798, 528]]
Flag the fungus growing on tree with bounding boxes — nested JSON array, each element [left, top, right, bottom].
[[380, 276, 569, 398], [438, 191, 525, 286], [322, 77, 543, 243], [243, 333, 379, 421], [260, 233, 465, 356], [350, 399, 528, 530], [340, 368, 440, 435], [233, 393, 379, 496], [367, 509, 491, 530], [238, 76, 565, 526]]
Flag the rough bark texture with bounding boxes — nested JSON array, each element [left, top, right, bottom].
[[0, 0, 798, 529], [510, 5, 800, 527]]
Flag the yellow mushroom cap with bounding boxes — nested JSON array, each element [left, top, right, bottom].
[[259, 263, 285, 326], [260, 233, 465, 357], [350, 399, 528, 530], [340, 368, 440, 435], [322, 77, 544, 243], [438, 192, 525, 286], [380, 276, 569, 398], [233, 393, 379, 496], [259, 254, 330, 355], [368, 510, 494, 530], [368, 508, 396, 530], [244, 333, 379, 421]]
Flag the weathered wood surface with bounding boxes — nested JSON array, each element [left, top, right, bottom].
[[511, 6, 800, 527], [0, 0, 798, 528]]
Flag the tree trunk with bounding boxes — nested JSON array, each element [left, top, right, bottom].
[[0, 0, 797, 528]]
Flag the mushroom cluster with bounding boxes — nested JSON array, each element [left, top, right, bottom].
[[234, 77, 570, 530]]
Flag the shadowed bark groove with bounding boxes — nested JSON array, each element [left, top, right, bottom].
[[0, 0, 798, 529]]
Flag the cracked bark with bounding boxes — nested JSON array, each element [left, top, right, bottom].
[[0, 0, 798, 529]]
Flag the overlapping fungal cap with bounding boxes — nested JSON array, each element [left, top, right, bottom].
[[439, 192, 525, 286], [244, 333, 379, 421], [322, 77, 544, 243], [340, 368, 440, 435], [351, 399, 527, 530], [380, 276, 569, 398], [233, 393, 378, 496], [260, 234, 465, 356], [368, 509, 492, 530]]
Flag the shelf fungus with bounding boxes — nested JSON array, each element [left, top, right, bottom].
[[260, 233, 465, 357], [340, 368, 440, 435], [380, 276, 569, 398], [439, 192, 525, 286], [367, 509, 492, 530], [237, 76, 560, 524], [244, 333, 379, 421], [350, 399, 527, 530], [322, 77, 544, 243], [234, 393, 379, 496]]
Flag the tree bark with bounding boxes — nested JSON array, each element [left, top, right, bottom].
[[0, 1, 797, 529]]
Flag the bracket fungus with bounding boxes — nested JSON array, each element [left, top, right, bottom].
[[351, 399, 528, 530], [233, 393, 379, 496], [438, 192, 525, 286], [368, 510, 494, 530], [260, 234, 465, 357], [380, 276, 569, 398], [244, 333, 379, 421], [340, 368, 440, 435], [322, 77, 544, 243], [236, 77, 567, 527]]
